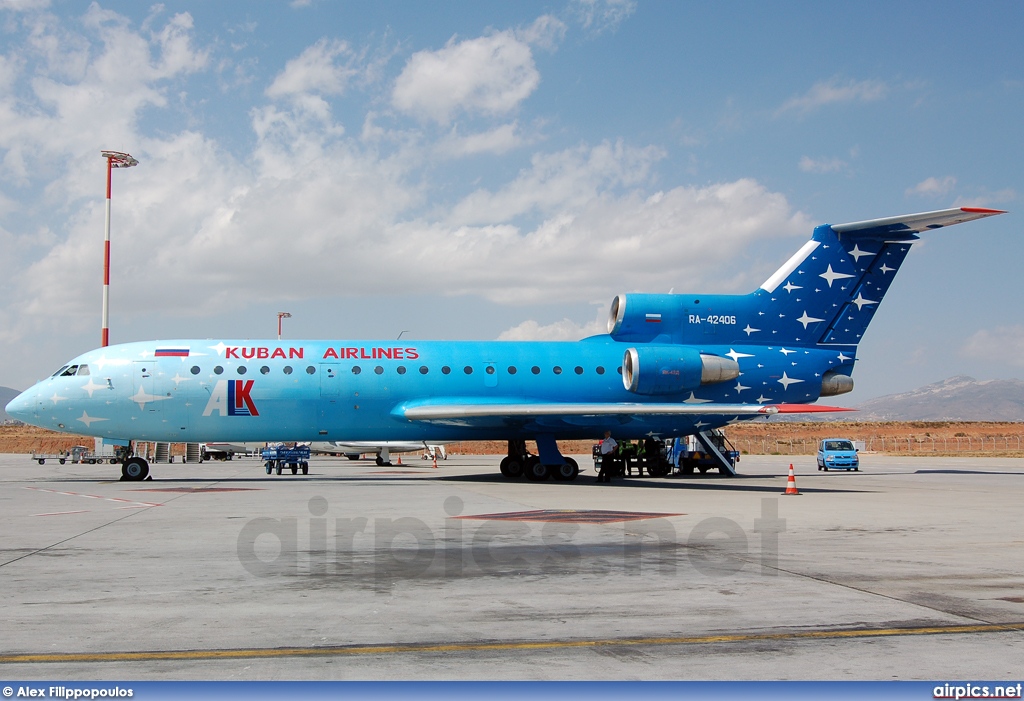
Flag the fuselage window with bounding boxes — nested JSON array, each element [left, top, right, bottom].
[[214, 366, 224, 375], [531, 366, 540, 375], [617, 366, 622, 374], [76, 365, 90, 376], [190, 366, 201, 375], [283, 366, 293, 375], [397, 366, 407, 375], [419, 366, 429, 375], [464, 366, 473, 375], [237, 365, 247, 375], [60, 366, 78, 377], [574, 366, 583, 375], [485, 366, 495, 375], [52, 366, 70, 377], [352, 366, 362, 375], [306, 366, 316, 375], [596, 366, 605, 375], [374, 366, 384, 375], [260, 366, 270, 375], [553, 366, 562, 375], [507, 366, 517, 374], [442, 366, 451, 375]]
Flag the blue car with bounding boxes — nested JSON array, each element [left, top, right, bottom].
[[816, 438, 859, 471]]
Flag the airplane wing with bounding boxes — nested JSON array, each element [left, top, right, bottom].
[[831, 206, 1005, 239], [392, 399, 851, 429]]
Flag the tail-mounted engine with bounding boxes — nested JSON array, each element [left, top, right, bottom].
[[622, 345, 739, 395], [608, 294, 681, 342]]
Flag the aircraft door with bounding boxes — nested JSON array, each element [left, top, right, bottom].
[[132, 361, 161, 418], [319, 363, 341, 434]]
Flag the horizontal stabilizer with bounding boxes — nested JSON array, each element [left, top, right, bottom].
[[831, 207, 1005, 240], [771, 404, 856, 413]]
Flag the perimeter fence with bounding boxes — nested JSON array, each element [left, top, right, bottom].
[[737, 435, 1024, 456]]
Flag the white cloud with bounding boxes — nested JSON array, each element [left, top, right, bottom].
[[799, 156, 846, 174], [392, 31, 539, 124], [961, 326, 1024, 367], [265, 38, 356, 100], [571, 0, 637, 35], [777, 77, 887, 116], [435, 122, 525, 158], [499, 313, 606, 342], [516, 15, 567, 51], [906, 176, 956, 197]]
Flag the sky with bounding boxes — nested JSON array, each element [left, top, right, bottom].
[[0, 0, 1020, 405]]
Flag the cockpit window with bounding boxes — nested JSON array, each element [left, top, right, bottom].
[[76, 365, 90, 376], [52, 365, 70, 377], [60, 365, 78, 377]]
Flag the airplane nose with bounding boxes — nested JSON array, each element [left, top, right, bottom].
[[5, 388, 36, 422]]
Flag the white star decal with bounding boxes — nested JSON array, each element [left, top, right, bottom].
[[48, 392, 68, 405], [851, 293, 878, 310], [210, 342, 228, 356], [171, 373, 191, 386], [879, 263, 894, 274], [131, 387, 173, 410], [820, 264, 855, 287], [777, 372, 804, 390], [783, 281, 802, 293], [76, 411, 108, 428], [734, 381, 750, 393], [81, 378, 107, 397], [796, 311, 825, 329], [837, 352, 852, 362], [725, 349, 754, 362], [743, 325, 760, 336], [779, 348, 796, 356], [694, 421, 709, 429], [756, 395, 771, 404], [848, 245, 875, 262], [684, 392, 712, 404]]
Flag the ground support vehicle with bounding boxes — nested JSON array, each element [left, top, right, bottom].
[[590, 440, 672, 478], [262, 445, 311, 475], [669, 430, 739, 476], [816, 438, 860, 471], [31, 451, 70, 465]]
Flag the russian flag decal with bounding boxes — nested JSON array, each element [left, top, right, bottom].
[[645, 313, 662, 323], [155, 348, 190, 357]]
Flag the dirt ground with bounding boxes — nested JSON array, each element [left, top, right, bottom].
[[2, 421, 1022, 457]]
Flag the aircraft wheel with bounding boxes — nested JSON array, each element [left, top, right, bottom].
[[37, 459, 44, 465], [265, 462, 273, 475], [524, 456, 549, 482], [375, 456, 385, 466], [502, 457, 524, 479], [59, 458, 66, 465], [122, 458, 149, 481], [552, 458, 579, 481], [346, 454, 359, 461]]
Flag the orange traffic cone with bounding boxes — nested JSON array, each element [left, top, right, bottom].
[[397, 455, 402, 465], [432, 452, 438, 469], [783, 463, 800, 495]]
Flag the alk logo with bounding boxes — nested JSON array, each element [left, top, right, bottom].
[[203, 380, 259, 417]]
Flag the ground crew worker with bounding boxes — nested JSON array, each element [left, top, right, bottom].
[[598, 430, 618, 483]]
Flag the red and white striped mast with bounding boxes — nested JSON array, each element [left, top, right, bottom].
[[100, 150, 138, 347]]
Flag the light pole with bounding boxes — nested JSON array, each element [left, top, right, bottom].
[[100, 150, 138, 347], [277, 312, 292, 340]]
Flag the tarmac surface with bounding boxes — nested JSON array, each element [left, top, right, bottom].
[[1, 450, 1023, 680]]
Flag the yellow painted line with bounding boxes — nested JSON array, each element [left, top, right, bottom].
[[2, 622, 1023, 664]]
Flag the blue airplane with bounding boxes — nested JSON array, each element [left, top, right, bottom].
[[5, 206, 1004, 481]]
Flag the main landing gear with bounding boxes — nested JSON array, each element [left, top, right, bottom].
[[498, 437, 579, 482], [120, 456, 150, 481]]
